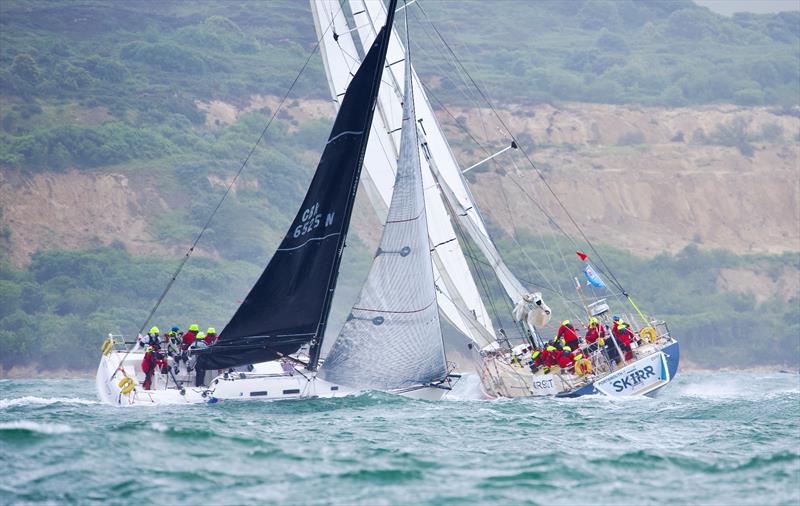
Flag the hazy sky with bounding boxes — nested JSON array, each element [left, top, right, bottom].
[[694, 0, 799, 15]]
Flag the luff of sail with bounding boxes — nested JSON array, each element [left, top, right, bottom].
[[320, 39, 447, 390], [197, 0, 398, 371]]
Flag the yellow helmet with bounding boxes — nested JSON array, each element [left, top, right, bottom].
[[599, 338, 605, 346], [561, 320, 570, 326], [574, 353, 583, 361], [618, 322, 628, 329], [189, 324, 199, 332], [589, 317, 598, 326], [207, 327, 216, 334], [197, 332, 205, 339], [149, 326, 159, 335], [563, 346, 572, 352], [532, 351, 541, 359], [546, 345, 556, 352]]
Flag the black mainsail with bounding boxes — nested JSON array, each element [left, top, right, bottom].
[[197, 0, 397, 371]]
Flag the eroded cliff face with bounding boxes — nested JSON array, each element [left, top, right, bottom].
[[0, 100, 797, 268]]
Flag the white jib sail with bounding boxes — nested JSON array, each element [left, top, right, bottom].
[[343, 0, 531, 304], [320, 50, 448, 390], [311, 0, 496, 347]]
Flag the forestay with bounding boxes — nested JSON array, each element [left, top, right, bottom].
[[197, 3, 397, 371], [321, 49, 447, 390]]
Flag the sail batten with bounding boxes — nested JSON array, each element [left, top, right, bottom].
[[197, 0, 398, 371]]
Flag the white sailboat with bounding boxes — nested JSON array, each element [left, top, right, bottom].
[[310, 0, 680, 398], [96, 0, 460, 405]]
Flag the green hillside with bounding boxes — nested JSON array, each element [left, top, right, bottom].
[[0, 1, 798, 372]]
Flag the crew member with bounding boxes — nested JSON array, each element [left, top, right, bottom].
[[141, 345, 166, 390], [557, 346, 574, 370], [529, 350, 545, 373], [205, 328, 217, 345], [557, 320, 580, 351], [615, 320, 635, 361], [544, 344, 559, 367], [584, 317, 606, 353], [182, 324, 199, 350]]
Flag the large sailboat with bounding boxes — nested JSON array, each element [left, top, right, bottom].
[[310, 0, 679, 398], [96, 0, 460, 405]]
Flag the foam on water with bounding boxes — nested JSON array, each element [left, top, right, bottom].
[[0, 420, 75, 434], [0, 396, 99, 409], [0, 374, 797, 505]]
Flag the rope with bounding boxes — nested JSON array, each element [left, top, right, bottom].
[[134, 2, 344, 338], [111, 2, 347, 382], [414, 0, 629, 297]]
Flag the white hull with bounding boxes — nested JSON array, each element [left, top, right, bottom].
[[479, 339, 679, 399], [96, 350, 457, 406]]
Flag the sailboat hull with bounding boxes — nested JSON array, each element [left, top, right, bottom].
[[479, 340, 680, 399], [96, 350, 458, 405]]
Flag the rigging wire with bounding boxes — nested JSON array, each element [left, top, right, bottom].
[[414, 0, 629, 297], [134, 1, 345, 337]]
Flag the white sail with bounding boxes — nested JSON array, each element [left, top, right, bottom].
[[311, 0, 495, 347], [321, 47, 447, 390], [346, 0, 531, 305]]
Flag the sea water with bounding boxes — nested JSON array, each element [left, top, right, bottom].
[[1, 372, 798, 505]]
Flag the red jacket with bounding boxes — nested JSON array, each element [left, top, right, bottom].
[[557, 352, 574, 369], [544, 348, 559, 367], [182, 330, 198, 350], [585, 325, 606, 344], [557, 324, 580, 347]]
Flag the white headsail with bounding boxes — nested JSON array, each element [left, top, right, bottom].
[[320, 27, 448, 390], [311, 0, 496, 348]]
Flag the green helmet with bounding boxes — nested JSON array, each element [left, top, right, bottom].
[[149, 326, 159, 335], [189, 324, 199, 332]]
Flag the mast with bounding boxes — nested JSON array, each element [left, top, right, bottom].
[[198, 0, 398, 371]]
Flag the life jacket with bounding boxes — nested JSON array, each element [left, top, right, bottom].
[[575, 357, 592, 375]]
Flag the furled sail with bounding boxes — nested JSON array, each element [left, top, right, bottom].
[[197, 0, 397, 371], [320, 47, 447, 390]]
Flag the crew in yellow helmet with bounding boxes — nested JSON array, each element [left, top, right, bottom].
[[206, 327, 218, 344], [585, 316, 606, 353], [182, 324, 200, 350], [529, 349, 545, 373], [557, 319, 580, 351]]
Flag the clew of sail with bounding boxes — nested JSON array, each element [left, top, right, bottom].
[[320, 41, 447, 390], [197, 0, 398, 371]]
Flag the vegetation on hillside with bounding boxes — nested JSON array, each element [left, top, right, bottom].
[[1, 1, 798, 171], [0, 1, 798, 371]]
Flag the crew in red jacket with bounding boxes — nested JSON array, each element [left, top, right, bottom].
[[141, 345, 167, 390], [182, 323, 200, 350], [557, 346, 575, 370], [544, 345, 559, 367], [613, 320, 635, 361], [557, 320, 581, 351]]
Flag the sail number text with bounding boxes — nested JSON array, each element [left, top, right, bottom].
[[293, 203, 336, 238]]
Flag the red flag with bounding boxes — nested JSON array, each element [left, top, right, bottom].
[[576, 251, 588, 261]]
